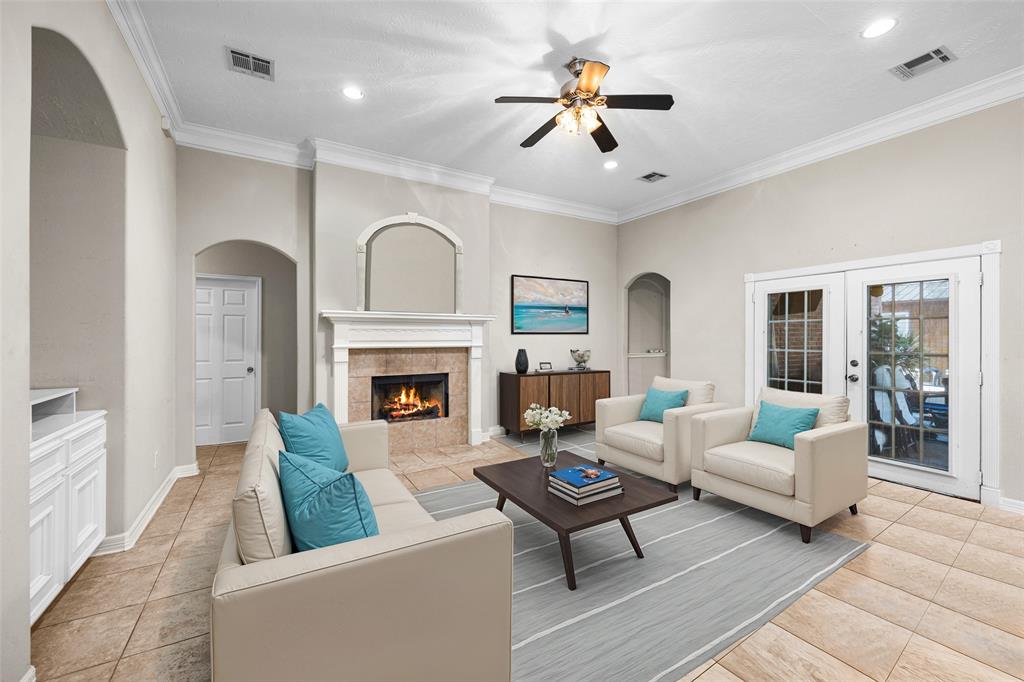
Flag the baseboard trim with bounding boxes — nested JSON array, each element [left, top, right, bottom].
[[20, 665, 36, 682], [997, 496, 1024, 515], [980, 485, 1001, 507], [93, 462, 199, 556], [486, 425, 506, 438]]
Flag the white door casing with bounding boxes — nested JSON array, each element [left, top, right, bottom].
[[195, 275, 261, 445]]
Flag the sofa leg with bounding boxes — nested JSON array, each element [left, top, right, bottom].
[[800, 525, 812, 543], [849, 504, 858, 515], [692, 487, 701, 501], [668, 483, 678, 494], [597, 459, 605, 466]]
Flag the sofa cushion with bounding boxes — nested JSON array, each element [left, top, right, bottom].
[[279, 403, 349, 472], [232, 409, 293, 563], [639, 387, 688, 423], [279, 451, 379, 551], [704, 440, 795, 496], [354, 469, 418, 507], [750, 387, 849, 437], [372, 501, 436, 534], [603, 421, 665, 462], [652, 376, 715, 405], [749, 401, 820, 449]]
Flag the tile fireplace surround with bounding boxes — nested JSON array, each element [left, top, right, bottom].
[[321, 311, 495, 447]]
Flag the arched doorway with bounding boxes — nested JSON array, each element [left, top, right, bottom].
[[626, 273, 671, 393], [194, 240, 298, 445]]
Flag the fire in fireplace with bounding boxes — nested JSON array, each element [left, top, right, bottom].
[[371, 373, 449, 422]]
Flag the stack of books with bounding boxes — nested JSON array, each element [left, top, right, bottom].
[[548, 465, 623, 506]]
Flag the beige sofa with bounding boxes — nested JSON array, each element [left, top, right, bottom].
[[211, 409, 513, 682], [690, 387, 868, 542], [594, 377, 729, 491]]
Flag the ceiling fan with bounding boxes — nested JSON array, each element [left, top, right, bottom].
[[495, 57, 674, 153]]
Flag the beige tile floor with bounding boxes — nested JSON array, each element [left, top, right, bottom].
[[31, 445, 1024, 681]]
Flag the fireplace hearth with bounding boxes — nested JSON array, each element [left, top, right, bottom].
[[371, 373, 449, 423]]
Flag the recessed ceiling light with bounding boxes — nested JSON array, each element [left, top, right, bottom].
[[861, 18, 897, 39], [342, 86, 364, 100], [603, 160, 619, 170]]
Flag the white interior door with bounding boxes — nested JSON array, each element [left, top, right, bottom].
[[750, 273, 846, 400], [195, 275, 260, 446], [846, 258, 981, 499]]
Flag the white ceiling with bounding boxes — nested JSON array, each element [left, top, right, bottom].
[[138, 1, 1023, 216]]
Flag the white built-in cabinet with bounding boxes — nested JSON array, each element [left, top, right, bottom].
[[29, 388, 107, 623]]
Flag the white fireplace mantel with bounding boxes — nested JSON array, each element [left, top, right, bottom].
[[320, 310, 495, 444]]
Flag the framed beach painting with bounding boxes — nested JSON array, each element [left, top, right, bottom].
[[511, 275, 589, 334]]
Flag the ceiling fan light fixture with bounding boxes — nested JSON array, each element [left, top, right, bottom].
[[342, 85, 364, 100], [861, 17, 897, 38], [556, 105, 601, 136]]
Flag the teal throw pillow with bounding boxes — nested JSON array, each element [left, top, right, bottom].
[[278, 403, 349, 471], [748, 401, 820, 449], [278, 450, 379, 551], [639, 388, 689, 423]]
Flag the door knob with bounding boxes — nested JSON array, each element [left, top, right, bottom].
[[247, 366, 254, 374], [849, 359, 860, 367], [847, 374, 859, 383]]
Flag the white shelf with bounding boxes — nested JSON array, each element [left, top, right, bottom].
[[30, 387, 79, 406], [31, 409, 105, 446], [627, 352, 667, 358]]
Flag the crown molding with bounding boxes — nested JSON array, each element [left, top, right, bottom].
[[176, 122, 314, 169], [106, 0, 183, 128], [617, 65, 1024, 224], [490, 186, 618, 224], [311, 138, 494, 195]]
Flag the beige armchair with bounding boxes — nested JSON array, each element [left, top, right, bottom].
[[690, 387, 867, 543], [595, 377, 729, 492]]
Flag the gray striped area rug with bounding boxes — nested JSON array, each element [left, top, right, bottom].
[[415, 479, 866, 681]]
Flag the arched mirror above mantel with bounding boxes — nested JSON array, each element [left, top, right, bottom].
[[356, 213, 463, 313]]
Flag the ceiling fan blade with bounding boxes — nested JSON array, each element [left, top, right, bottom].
[[591, 113, 618, 153], [602, 94, 674, 110], [576, 60, 610, 95], [520, 114, 559, 147], [495, 96, 560, 104]]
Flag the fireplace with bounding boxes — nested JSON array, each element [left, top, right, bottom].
[[371, 373, 449, 423]]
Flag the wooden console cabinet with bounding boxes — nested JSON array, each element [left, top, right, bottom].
[[499, 370, 611, 435]]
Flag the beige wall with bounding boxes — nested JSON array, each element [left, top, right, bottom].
[[176, 147, 312, 459], [30, 134, 128, 532], [366, 224, 457, 313], [489, 204, 621, 424], [618, 100, 1024, 501], [1, 3, 177, 679], [196, 242, 299, 417]]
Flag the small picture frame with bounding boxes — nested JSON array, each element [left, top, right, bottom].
[[537, 362, 553, 371]]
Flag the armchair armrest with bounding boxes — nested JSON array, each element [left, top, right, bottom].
[[212, 509, 513, 682], [794, 422, 868, 524], [690, 407, 754, 472], [662, 402, 731, 482], [339, 419, 389, 472], [595, 394, 646, 442]]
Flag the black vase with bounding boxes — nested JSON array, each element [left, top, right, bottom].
[[515, 349, 529, 374]]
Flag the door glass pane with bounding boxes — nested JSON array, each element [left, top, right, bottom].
[[865, 279, 950, 471], [765, 289, 825, 393]]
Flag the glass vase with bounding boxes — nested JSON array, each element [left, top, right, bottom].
[[539, 430, 558, 469]]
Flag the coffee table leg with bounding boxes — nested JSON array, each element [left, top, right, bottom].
[[496, 494, 507, 511], [558, 531, 577, 590], [620, 517, 644, 559]]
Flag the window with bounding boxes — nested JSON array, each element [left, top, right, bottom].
[[767, 290, 824, 394], [866, 280, 951, 470]]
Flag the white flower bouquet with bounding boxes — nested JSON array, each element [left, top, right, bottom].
[[523, 403, 571, 467]]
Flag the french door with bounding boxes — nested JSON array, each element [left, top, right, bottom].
[[195, 275, 260, 446], [750, 257, 982, 500]]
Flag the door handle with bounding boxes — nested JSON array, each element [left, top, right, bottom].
[[247, 366, 254, 374], [846, 374, 859, 383]]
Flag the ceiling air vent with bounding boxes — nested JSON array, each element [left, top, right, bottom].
[[889, 46, 957, 81], [637, 171, 669, 183], [226, 47, 275, 81]]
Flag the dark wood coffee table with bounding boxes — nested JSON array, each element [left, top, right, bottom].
[[474, 451, 677, 590]]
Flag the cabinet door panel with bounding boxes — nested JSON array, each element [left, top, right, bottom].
[[517, 376, 550, 431], [67, 451, 107, 576], [579, 372, 611, 423], [549, 374, 580, 425], [29, 479, 66, 623]]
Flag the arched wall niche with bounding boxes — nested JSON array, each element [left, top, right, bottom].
[[625, 272, 672, 393], [357, 213, 463, 313]]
